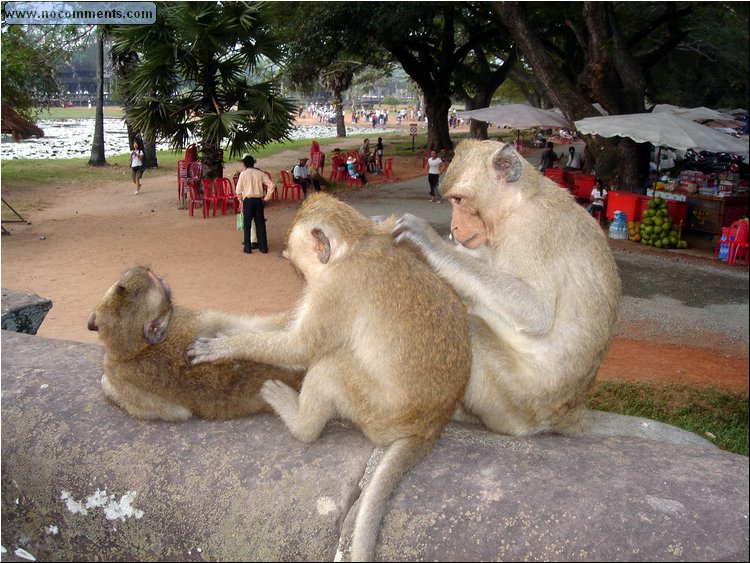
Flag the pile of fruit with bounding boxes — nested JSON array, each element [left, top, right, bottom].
[[628, 197, 689, 249]]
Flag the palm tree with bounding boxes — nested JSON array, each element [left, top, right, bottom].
[[87, 30, 106, 166], [109, 1, 296, 179], [318, 64, 356, 138]]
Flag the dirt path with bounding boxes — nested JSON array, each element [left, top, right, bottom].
[[2, 131, 747, 394]]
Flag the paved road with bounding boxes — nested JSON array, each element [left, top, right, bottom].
[[343, 174, 749, 354]]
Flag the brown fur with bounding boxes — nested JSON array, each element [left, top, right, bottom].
[[88, 266, 302, 421], [394, 140, 621, 436], [188, 193, 472, 561]]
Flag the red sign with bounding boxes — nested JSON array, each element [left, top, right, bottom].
[[409, 123, 418, 136]]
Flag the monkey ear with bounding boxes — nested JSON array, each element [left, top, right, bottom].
[[491, 144, 524, 183], [143, 318, 168, 345], [311, 228, 331, 264]]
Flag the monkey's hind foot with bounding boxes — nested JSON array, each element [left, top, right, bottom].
[[260, 379, 299, 414]]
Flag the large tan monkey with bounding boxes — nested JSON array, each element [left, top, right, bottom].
[[88, 266, 302, 421], [393, 139, 621, 437], [187, 193, 472, 562]]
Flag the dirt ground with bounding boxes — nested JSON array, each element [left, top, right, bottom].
[[1, 122, 747, 394]]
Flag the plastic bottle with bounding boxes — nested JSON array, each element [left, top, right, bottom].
[[609, 211, 624, 239], [718, 232, 729, 261]]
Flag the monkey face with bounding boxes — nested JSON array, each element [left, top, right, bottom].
[[446, 195, 488, 249]]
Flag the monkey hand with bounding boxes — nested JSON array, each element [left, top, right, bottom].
[[393, 213, 443, 252], [187, 335, 230, 364]]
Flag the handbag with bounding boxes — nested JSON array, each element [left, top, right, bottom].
[[236, 211, 244, 231]]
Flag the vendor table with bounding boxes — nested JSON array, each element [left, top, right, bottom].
[[647, 189, 749, 235]]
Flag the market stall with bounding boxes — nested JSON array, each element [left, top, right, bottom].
[[646, 170, 748, 235]]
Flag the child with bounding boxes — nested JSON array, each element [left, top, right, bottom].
[[130, 140, 144, 194]]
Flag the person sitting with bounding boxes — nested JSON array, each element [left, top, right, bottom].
[[587, 179, 607, 217], [564, 146, 583, 170], [292, 157, 311, 198], [346, 155, 368, 185]]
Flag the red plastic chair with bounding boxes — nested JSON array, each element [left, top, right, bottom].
[[187, 179, 209, 218], [329, 155, 347, 181], [310, 151, 325, 175], [280, 171, 303, 201], [417, 149, 429, 168], [214, 177, 238, 215], [262, 171, 278, 201], [383, 157, 394, 180], [715, 220, 749, 266], [177, 160, 189, 207], [347, 168, 364, 189], [201, 178, 221, 216]]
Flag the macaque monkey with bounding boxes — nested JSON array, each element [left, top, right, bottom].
[[188, 193, 472, 562], [88, 266, 302, 421], [393, 139, 621, 437]]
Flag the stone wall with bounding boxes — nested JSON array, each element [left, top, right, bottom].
[[1, 329, 748, 562]]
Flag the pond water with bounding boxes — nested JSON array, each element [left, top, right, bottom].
[[0, 118, 402, 160]]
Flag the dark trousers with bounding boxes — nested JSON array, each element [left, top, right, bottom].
[[243, 197, 267, 252], [428, 173, 440, 196]]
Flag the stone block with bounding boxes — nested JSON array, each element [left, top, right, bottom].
[[1, 330, 748, 562]]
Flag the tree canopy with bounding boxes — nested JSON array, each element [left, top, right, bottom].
[[109, 1, 297, 176]]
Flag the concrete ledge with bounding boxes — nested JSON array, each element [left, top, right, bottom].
[[1, 288, 53, 335], [2, 330, 748, 562]]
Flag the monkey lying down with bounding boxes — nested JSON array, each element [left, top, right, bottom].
[[88, 266, 303, 421], [188, 192, 472, 562]]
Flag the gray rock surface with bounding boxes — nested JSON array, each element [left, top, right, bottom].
[[2, 330, 748, 562], [1, 288, 52, 335]]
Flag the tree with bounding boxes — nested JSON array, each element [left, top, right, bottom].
[[88, 30, 106, 166], [318, 64, 356, 138], [492, 1, 747, 190], [0, 25, 77, 119], [110, 1, 296, 179]]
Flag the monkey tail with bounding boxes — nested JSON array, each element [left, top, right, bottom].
[[351, 436, 436, 562]]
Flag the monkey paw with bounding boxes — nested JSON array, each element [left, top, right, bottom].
[[260, 379, 299, 414], [393, 213, 440, 249], [186, 336, 228, 364]]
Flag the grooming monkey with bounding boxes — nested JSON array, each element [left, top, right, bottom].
[[394, 139, 621, 437], [188, 192, 472, 562], [88, 266, 302, 421]]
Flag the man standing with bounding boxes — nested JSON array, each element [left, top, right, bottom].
[[235, 155, 276, 254]]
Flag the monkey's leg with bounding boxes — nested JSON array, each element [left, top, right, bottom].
[[261, 357, 344, 443], [101, 374, 192, 421]]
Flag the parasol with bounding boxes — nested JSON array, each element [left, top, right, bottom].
[[574, 112, 749, 154], [457, 104, 573, 130]]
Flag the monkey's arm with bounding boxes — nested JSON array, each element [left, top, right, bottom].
[[393, 213, 554, 335], [197, 309, 291, 337], [187, 324, 310, 371]]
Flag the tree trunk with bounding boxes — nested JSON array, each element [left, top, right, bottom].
[[463, 95, 493, 140], [143, 134, 158, 168], [493, 1, 650, 191], [334, 90, 347, 138], [424, 94, 453, 152], [88, 33, 106, 167], [201, 145, 223, 179]]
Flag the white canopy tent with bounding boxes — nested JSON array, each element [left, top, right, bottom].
[[457, 104, 573, 130], [574, 112, 749, 155]]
